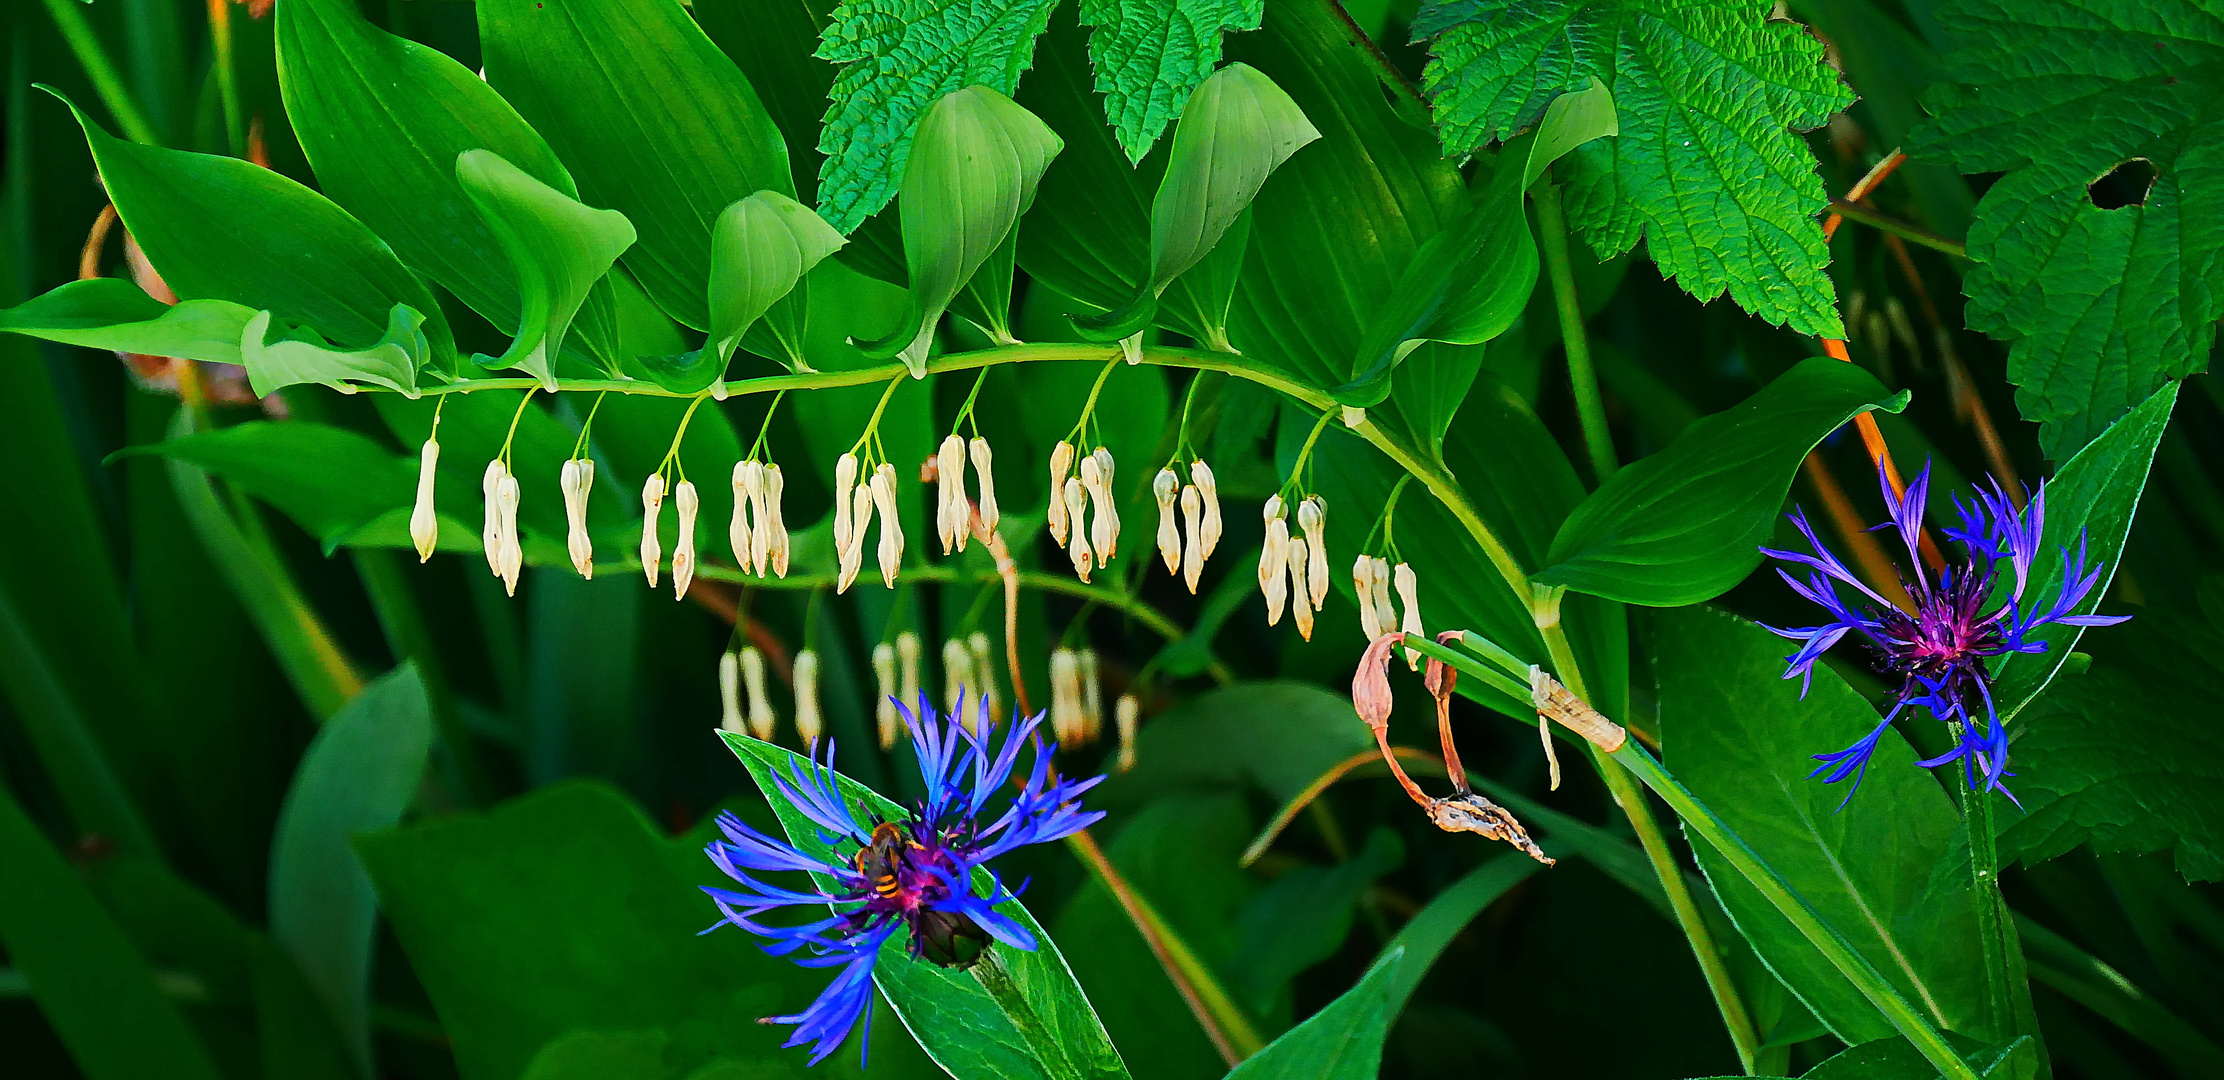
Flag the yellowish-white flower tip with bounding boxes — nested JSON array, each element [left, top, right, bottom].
[[1077, 648, 1102, 743], [481, 459, 507, 579], [640, 473, 667, 588], [411, 439, 440, 563], [969, 437, 999, 537], [793, 650, 823, 750], [941, 637, 971, 716], [1180, 485, 1205, 594], [673, 480, 701, 600], [562, 458, 595, 580], [1259, 496, 1290, 625], [895, 631, 922, 719], [762, 464, 789, 578], [1089, 448, 1119, 563], [1191, 460, 1221, 557], [746, 460, 775, 576], [1394, 562, 1424, 670], [1370, 557, 1399, 652], [1114, 693, 1140, 772], [1048, 647, 1082, 749], [936, 434, 966, 555], [1355, 555, 1382, 640], [718, 650, 743, 735], [741, 646, 774, 741], [1062, 476, 1093, 582], [1046, 441, 1075, 545], [872, 641, 900, 749], [871, 463, 903, 589], [730, 460, 759, 576], [832, 452, 859, 562], [837, 479, 873, 593], [1299, 497, 1329, 611], [966, 631, 999, 728], [1153, 468, 1182, 576], [1287, 536, 1314, 640], [496, 471, 523, 597]]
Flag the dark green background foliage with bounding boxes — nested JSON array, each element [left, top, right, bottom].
[[3, 1, 2223, 1080]]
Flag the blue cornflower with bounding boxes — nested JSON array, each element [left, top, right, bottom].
[[1761, 462, 2128, 805], [701, 696, 1104, 1065]]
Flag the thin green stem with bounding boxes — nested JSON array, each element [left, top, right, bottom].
[[658, 392, 710, 480], [1535, 176, 1617, 485], [569, 390, 606, 461], [850, 375, 905, 458], [1961, 751, 2049, 1075], [1065, 356, 1122, 445], [1284, 407, 1336, 496], [1827, 200, 1968, 259], [41, 0, 160, 144], [205, 0, 243, 156]]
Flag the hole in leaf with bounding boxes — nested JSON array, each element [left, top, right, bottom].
[[2088, 158, 2158, 210]]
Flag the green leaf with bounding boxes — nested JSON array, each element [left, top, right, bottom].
[[1911, 0, 2220, 459], [275, 0, 577, 332], [1077, 0, 1264, 162], [1226, 829, 1403, 1015], [719, 732, 1132, 1080], [44, 88, 457, 371], [456, 149, 637, 386], [120, 419, 414, 549], [270, 665, 436, 1076], [1799, 1032, 2031, 1079], [857, 87, 1063, 377], [240, 305, 434, 398], [708, 190, 847, 371], [0, 278, 252, 364], [1076, 62, 1319, 341], [0, 784, 224, 1080], [1653, 607, 1985, 1045], [1096, 681, 1376, 807], [814, 0, 1061, 233], [477, 0, 795, 332], [1992, 381, 2178, 724], [1413, 0, 1853, 337], [1535, 357, 1910, 606]]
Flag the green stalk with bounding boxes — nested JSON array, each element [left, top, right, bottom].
[[1960, 755, 2049, 1077], [1534, 177, 1617, 485], [39, 0, 161, 145], [1826, 200, 1968, 259]]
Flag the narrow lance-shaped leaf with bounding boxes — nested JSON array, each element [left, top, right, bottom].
[[708, 191, 847, 372], [0, 278, 253, 365], [858, 87, 1063, 378], [1335, 78, 1616, 407], [456, 149, 637, 388], [1075, 62, 1318, 342], [1534, 357, 1910, 606]]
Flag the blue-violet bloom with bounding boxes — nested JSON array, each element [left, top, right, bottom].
[[1761, 463, 2128, 805], [701, 695, 1104, 1065]]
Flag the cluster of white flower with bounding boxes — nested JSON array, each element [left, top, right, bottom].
[[1355, 556, 1424, 667], [1151, 460, 1222, 593], [720, 645, 824, 748], [1047, 442, 1122, 581], [1258, 494, 1330, 639]]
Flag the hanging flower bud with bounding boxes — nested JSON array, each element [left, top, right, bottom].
[[1047, 441, 1075, 545], [1089, 448, 1119, 563], [833, 452, 859, 558], [1260, 496, 1289, 625], [730, 460, 760, 575], [942, 637, 973, 717], [873, 641, 899, 749], [1077, 648, 1102, 743], [1049, 647, 1082, 749], [640, 473, 666, 588], [496, 469, 523, 596], [1355, 555, 1382, 641], [1180, 485, 1204, 594], [1287, 535, 1314, 640], [672, 480, 700, 599], [747, 462, 774, 575], [967, 631, 999, 728], [793, 649, 822, 749], [1191, 460, 1222, 558], [969, 437, 999, 537], [561, 458, 595, 579], [1062, 477, 1093, 581], [1299, 497, 1329, 610], [1394, 562, 1424, 670], [936, 434, 966, 555], [895, 631, 922, 717], [719, 650, 744, 735], [762, 464, 789, 578], [1370, 557, 1399, 647], [411, 439, 440, 563], [872, 463, 902, 588], [740, 646, 774, 742], [838, 479, 873, 593], [1153, 468, 1182, 575], [481, 459, 506, 578], [1114, 693, 1140, 772]]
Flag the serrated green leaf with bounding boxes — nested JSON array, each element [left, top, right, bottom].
[[1911, 0, 2221, 459], [456, 149, 637, 387], [709, 190, 846, 371], [239, 306, 430, 398], [1535, 357, 1909, 607], [815, 0, 1061, 233], [0, 278, 252, 364], [1077, 0, 1264, 162], [275, 0, 575, 332], [858, 87, 1062, 377], [719, 731, 1132, 1080], [1413, 0, 1852, 337]]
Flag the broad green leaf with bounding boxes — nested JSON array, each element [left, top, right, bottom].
[[1227, 829, 1403, 1015], [1097, 681, 1374, 807], [1413, 0, 1853, 337], [708, 190, 847, 371], [858, 87, 1062, 377], [1535, 357, 1910, 607], [120, 420, 414, 550], [720, 731, 1132, 1080], [1799, 1032, 2031, 1079], [456, 149, 637, 387], [815, 0, 1061, 233], [238, 306, 432, 397], [1654, 607, 1985, 1045], [357, 781, 938, 1079], [477, 0, 795, 333], [0, 784, 223, 1080], [46, 89, 456, 371], [0, 278, 251, 364], [1991, 381, 2177, 723], [1077, 0, 1264, 162], [1076, 62, 1319, 342], [275, 0, 576, 331], [270, 665, 436, 1076], [1337, 79, 1616, 407], [1911, 0, 2220, 459], [1223, 855, 1546, 1079]]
